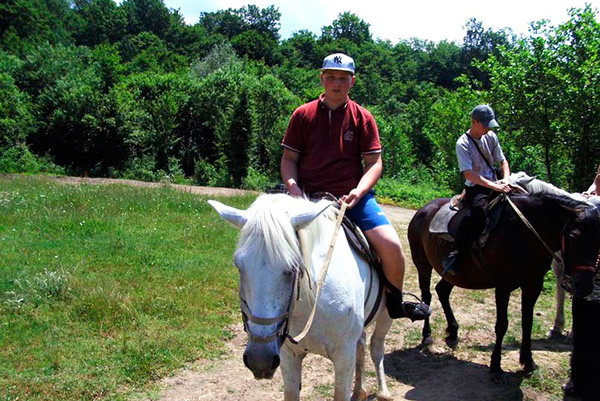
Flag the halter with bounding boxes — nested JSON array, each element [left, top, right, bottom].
[[560, 209, 600, 275], [239, 267, 299, 344]]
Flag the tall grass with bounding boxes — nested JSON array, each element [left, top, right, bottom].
[[0, 176, 254, 401]]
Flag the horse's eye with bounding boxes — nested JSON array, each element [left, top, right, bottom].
[[570, 229, 581, 239]]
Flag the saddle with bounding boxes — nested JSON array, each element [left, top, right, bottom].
[[429, 194, 506, 248]]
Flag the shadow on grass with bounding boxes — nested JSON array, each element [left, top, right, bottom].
[[384, 346, 524, 401]]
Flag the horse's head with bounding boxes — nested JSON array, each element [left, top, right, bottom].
[[562, 203, 600, 298], [208, 194, 332, 379]]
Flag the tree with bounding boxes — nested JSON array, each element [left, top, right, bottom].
[[121, 0, 171, 38], [279, 30, 321, 69], [481, 5, 600, 189], [553, 6, 600, 190], [461, 18, 514, 88], [199, 5, 281, 64], [0, 0, 72, 53], [70, 0, 126, 47], [321, 12, 372, 45]]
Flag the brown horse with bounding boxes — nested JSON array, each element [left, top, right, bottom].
[[408, 192, 600, 376]]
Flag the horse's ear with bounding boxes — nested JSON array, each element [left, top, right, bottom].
[[290, 199, 332, 229], [207, 200, 248, 228]]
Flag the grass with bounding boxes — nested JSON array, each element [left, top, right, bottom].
[[0, 176, 255, 401]]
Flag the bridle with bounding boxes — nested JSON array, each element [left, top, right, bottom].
[[239, 267, 300, 344], [562, 233, 600, 275], [560, 207, 600, 275]]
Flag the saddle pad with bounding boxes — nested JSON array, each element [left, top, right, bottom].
[[429, 202, 456, 241]]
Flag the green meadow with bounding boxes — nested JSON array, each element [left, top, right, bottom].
[[0, 176, 255, 401]]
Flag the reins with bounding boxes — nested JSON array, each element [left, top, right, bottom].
[[505, 195, 563, 265], [288, 201, 348, 344]]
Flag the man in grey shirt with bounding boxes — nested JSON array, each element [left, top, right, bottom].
[[442, 105, 512, 275]]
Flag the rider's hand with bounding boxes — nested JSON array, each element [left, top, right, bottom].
[[491, 182, 511, 193], [287, 183, 303, 197], [340, 188, 364, 209]]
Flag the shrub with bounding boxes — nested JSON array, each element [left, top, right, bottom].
[[0, 144, 64, 174]]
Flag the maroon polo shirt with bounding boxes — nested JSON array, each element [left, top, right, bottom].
[[282, 96, 381, 197]]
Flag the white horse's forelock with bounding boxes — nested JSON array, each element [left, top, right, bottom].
[[236, 194, 335, 272]]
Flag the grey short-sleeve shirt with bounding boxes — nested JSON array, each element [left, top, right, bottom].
[[456, 130, 505, 187]]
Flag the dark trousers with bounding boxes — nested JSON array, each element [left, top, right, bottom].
[[571, 296, 600, 401], [453, 185, 492, 251]]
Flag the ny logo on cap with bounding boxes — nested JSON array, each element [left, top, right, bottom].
[[333, 56, 342, 64]]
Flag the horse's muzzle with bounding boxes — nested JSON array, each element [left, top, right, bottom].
[[243, 346, 281, 379]]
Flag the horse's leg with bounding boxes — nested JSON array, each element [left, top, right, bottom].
[[280, 345, 305, 401], [490, 288, 510, 376], [435, 278, 459, 347], [352, 331, 369, 401], [331, 343, 357, 401], [418, 265, 434, 345], [548, 258, 566, 338], [369, 312, 393, 401], [520, 281, 543, 374]]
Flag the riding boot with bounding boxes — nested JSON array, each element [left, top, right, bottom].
[[385, 287, 432, 321], [442, 249, 460, 276]]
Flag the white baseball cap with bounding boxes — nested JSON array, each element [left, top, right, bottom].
[[321, 53, 355, 75]]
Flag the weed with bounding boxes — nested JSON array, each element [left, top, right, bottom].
[[4, 267, 71, 310]]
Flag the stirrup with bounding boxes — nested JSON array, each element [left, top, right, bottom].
[[386, 291, 431, 321]]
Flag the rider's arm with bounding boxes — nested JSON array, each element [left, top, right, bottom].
[[463, 169, 510, 193], [341, 152, 382, 208], [281, 149, 303, 197], [500, 159, 510, 181]]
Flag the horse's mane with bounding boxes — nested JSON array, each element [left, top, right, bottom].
[[236, 194, 336, 273], [509, 171, 597, 212], [509, 172, 573, 198]]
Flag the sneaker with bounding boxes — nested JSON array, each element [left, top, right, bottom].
[[386, 292, 432, 321], [442, 250, 459, 276]]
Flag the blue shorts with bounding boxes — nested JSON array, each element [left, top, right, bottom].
[[345, 190, 391, 232]]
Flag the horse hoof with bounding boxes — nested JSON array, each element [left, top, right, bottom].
[[351, 389, 369, 401], [445, 336, 459, 349], [547, 328, 565, 339], [421, 335, 434, 346], [376, 391, 393, 401], [522, 362, 539, 376]]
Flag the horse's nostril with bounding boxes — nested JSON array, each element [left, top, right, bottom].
[[243, 353, 250, 370], [271, 354, 280, 370]]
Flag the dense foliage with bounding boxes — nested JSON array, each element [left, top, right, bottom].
[[1, 1, 599, 196]]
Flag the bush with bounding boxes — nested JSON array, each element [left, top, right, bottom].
[[375, 176, 454, 209], [241, 166, 277, 191], [0, 144, 64, 174]]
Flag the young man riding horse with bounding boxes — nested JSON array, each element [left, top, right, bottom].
[[442, 104, 512, 276], [280, 53, 430, 321]]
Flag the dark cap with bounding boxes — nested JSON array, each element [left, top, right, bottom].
[[471, 105, 499, 128], [321, 53, 355, 75]]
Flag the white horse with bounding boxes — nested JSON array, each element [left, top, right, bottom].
[[209, 194, 393, 401]]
